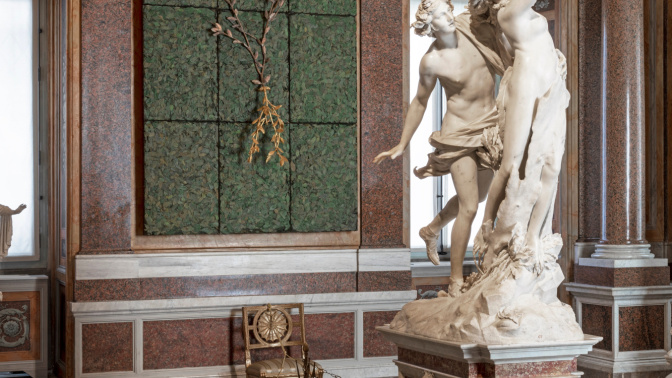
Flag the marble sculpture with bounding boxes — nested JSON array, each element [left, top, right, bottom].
[[374, 0, 506, 296], [379, 0, 585, 344], [0, 204, 27, 258]]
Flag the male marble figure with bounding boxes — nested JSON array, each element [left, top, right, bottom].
[[0, 204, 27, 257], [374, 0, 506, 296]]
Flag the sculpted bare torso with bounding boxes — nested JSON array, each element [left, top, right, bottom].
[[375, 0, 499, 297]]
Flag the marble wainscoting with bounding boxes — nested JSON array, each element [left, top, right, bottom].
[[72, 248, 414, 377], [566, 273, 672, 376], [75, 248, 412, 300], [71, 291, 416, 378]]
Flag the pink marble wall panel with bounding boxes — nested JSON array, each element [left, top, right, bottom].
[[582, 304, 612, 351], [75, 272, 356, 301], [359, 0, 405, 248], [577, 0, 603, 242], [144, 318, 230, 370], [80, 0, 133, 253], [363, 311, 398, 357], [82, 322, 134, 373], [599, 0, 647, 245], [357, 271, 412, 292], [619, 306, 664, 351], [575, 266, 670, 287], [303, 313, 355, 360], [487, 359, 577, 377]]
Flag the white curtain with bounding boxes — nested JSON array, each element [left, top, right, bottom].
[[0, 0, 36, 257]]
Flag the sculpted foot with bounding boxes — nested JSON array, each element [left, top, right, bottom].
[[420, 226, 440, 265], [447, 277, 464, 298]]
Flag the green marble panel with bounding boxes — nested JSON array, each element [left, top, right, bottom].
[[289, 14, 357, 123], [143, 6, 218, 120], [219, 123, 291, 233], [144, 122, 219, 235], [290, 124, 357, 232], [218, 11, 289, 122]]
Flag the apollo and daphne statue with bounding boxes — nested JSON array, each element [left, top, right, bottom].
[[375, 0, 584, 344]]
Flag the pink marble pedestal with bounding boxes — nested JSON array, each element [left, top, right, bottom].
[[377, 325, 601, 378]]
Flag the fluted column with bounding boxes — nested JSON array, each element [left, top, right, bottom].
[[592, 0, 652, 259]]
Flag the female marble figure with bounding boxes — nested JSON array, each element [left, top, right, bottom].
[[0, 204, 27, 257], [471, 0, 569, 267], [374, 0, 502, 296]]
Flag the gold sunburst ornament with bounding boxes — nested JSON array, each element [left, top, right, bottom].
[[257, 308, 289, 342]]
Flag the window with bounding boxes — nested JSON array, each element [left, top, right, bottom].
[[0, 0, 44, 261], [408, 0, 486, 260]]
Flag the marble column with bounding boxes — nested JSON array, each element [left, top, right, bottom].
[[568, 0, 672, 375], [591, 0, 652, 259]]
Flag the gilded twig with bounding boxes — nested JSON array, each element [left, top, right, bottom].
[[212, 0, 288, 165]]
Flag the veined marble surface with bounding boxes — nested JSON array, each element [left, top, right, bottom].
[[75, 248, 410, 280]]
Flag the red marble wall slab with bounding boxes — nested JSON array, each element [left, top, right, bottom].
[[359, 0, 406, 248], [575, 266, 670, 287], [80, 0, 134, 253], [398, 347, 470, 377], [619, 306, 664, 351], [143, 313, 355, 370], [75, 272, 356, 301], [582, 304, 612, 351], [577, 0, 603, 242], [363, 311, 397, 357], [82, 322, 134, 373], [357, 271, 412, 292]]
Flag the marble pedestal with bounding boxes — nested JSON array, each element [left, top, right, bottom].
[[566, 258, 672, 377], [377, 325, 601, 377]]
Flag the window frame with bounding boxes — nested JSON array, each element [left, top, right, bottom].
[[0, 0, 48, 265]]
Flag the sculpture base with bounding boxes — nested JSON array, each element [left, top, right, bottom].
[[377, 325, 602, 377]]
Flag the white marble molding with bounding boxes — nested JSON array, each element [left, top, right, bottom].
[[75, 248, 411, 280]]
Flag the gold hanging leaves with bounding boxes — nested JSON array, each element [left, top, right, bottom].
[[212, 0, 288, 165]]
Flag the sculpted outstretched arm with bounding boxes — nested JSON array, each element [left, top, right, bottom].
[[374, 57, 437, 163]]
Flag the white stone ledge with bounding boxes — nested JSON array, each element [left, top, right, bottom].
[[377, 325, 601, 365], [358, 248, 410, 272], [76, 248, 412, 280], [578, 258, 668, 268], [565, 283, 672, 302], [71, 290, 417, 318], [76, 249, 359, 280]]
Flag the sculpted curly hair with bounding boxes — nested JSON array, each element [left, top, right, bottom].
[[468, 0, 509, 26], [411, 0, 454, 38]]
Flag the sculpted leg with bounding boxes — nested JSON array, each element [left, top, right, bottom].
[[447, 154, 480, 294], [525, 151, 562, 253], [422, 195, 458, 265], [476, 69, 538, 260]]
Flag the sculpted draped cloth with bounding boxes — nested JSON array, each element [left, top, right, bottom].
[[414, 12, 511, 179]]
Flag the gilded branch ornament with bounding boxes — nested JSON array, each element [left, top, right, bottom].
[[212, 0, 288, 166]]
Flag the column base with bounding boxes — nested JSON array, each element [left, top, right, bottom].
[[575, 258, 669, 287], [592, 244, 654, 259], [377, 325, 601, 377]]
